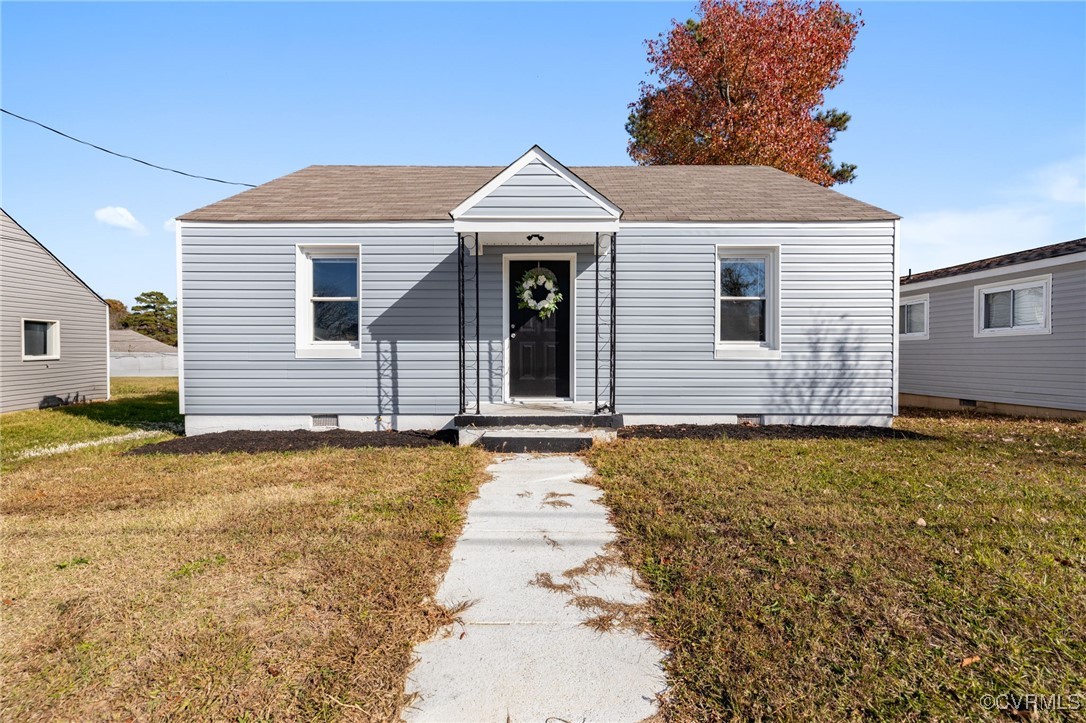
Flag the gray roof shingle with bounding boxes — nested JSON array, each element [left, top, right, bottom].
[[110, 329, 178, 354], [901, 237, 1086, 285], [178, 165, 898, 223]]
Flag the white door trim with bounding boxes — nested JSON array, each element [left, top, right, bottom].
[[502, 253, 577, 403]]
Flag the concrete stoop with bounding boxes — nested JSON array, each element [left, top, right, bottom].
[[458, 426, 616, 452]]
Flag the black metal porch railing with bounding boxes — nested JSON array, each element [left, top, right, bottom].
[[595, 232, 617, 415], [456, 231, 616, 416], [457, 233, 481, 415]]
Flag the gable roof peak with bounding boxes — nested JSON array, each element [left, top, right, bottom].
[[450, 146, 622, 221]]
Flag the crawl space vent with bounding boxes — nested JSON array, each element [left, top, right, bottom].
[[312, 414, 339, 429]]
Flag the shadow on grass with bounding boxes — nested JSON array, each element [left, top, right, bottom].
[[55, 390, 182, 431], [619, 424, 936, 441]]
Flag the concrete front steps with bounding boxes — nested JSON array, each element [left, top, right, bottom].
[[455, 413, 622, 452]]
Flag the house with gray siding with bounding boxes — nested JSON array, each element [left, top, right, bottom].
[[899, 238, 1086, 419], [1, 208, 109, 413], [110, 328, 178, 377], [175, 146, 901, 437]]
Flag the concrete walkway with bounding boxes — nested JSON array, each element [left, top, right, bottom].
[[404, 455, 666, 722]]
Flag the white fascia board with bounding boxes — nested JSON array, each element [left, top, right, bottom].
[[178, 221, 454, 228], [454, 219, 619, 234], [450, 145, 621, 220], [619, 220, 897, 229], [900, 251, 1086, 292]]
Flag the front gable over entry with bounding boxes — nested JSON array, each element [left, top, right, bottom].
[[451, 146, 621, 233]]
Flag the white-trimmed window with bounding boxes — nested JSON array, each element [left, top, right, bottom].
[[716, 247, 780, 359], [22, 319, 60, 360], [974, 274, 1052, 337], [296, 245, 361, 358], [898, 295, 929, 339]]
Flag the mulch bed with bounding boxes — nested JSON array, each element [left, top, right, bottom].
[[620, 424, 932, 441], [126, 428, 457, 456]]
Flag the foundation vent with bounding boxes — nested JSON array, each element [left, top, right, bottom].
[[959, 399, 978, 408], [737, 414, 763, 426], [312, 414, 339, 429]]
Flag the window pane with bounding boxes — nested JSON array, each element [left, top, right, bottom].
[[907, 302, 926, 334], [898, 305, 908, 334], [313, 301, 359, 341], [984, 291, 1012, 329], [312, 258, 357, 298], [720, 258, 766, 298], [24, 321, 49, 356], [720, 299, 765, 342], [1012, 286, 1044, 326]]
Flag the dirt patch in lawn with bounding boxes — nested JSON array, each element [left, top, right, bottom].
[[620, 423, 932, 441], [127, 428, 457, 455]]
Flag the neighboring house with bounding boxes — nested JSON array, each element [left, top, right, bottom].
[[175, 146, 900, 436], [899, 238, 1086, 419], [110, 328, 178, 377], [0, 208, 109, 412]]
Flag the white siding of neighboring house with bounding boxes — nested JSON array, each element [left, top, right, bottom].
[[0, 211, 109, 413], [899, 258, 1086, 413]]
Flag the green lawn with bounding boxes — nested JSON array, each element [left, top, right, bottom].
[[589, 410, 1086, 721], [6, 381, 1083, 719], [1, 377, 182, 468]]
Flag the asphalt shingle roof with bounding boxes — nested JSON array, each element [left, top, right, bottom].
[[178, 165, 898, 223], [901, 238, 1086, 285], [110, 329, 178, 354]]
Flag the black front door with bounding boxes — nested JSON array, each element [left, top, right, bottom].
[[509, 259, 571, 398]]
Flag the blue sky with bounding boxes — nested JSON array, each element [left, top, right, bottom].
[[2, 1, 1083, 304]]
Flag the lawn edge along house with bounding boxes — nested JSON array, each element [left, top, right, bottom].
[[175, 146, 900, 436]]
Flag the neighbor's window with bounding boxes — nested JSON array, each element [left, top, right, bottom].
[[296, 246, 361, 358], [974, 275, 1051, 337], [717, 248, 778, 358], [23, 319, 60, 360], [899, 296, 928, 339]]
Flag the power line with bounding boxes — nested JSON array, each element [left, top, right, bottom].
[[1, 108, 257, 188]]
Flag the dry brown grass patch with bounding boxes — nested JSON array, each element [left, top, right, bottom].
[[1, 443, 489, 721]]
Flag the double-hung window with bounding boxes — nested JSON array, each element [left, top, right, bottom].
[[974, 274, 1051, 337], [22, 319, 60, 360], [898, 295, 928, 339], [716, 247, 779, 359], [296, 245, 361, 358]]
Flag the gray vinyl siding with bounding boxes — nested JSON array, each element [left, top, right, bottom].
[[181, 221, 894, 420], [458, 160, 613, 219], [0, 212, 109, 413], [614, 223, 896, 416], [181, 227, 609, 415], [899, 260, 1086, 412], [183, 226, 460, 416]]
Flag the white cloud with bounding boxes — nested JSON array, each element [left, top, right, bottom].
[[94, 206, 147, 235], [163, 218, 177, 233], [901, 157, 1086, 275], [1026, 157, 1086, 205]]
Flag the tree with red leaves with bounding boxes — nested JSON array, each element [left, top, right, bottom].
[[627, 0, 862, 186]]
